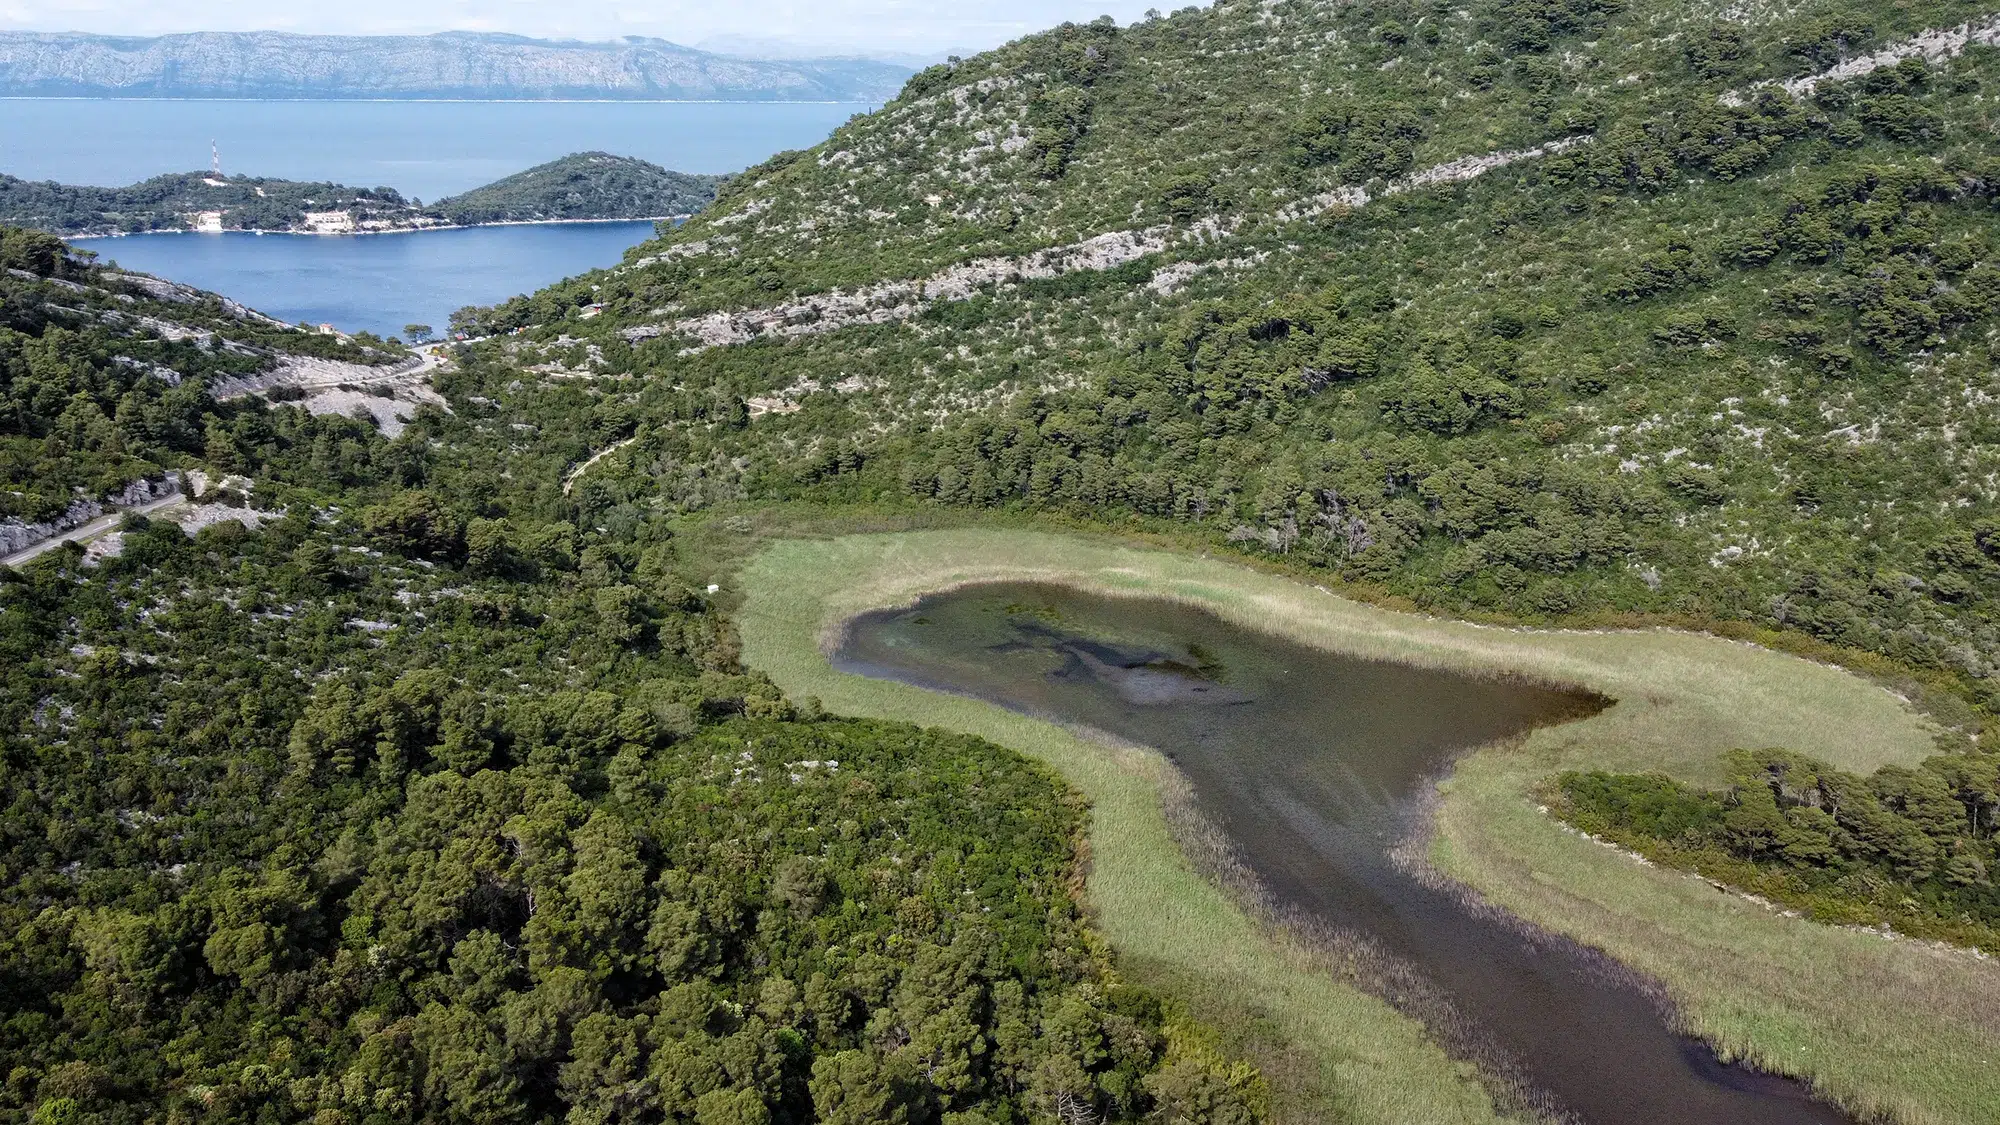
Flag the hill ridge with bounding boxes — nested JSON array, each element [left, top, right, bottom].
[[0, 29, 912, 101]]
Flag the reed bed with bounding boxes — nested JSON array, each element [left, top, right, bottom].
[[736, 528, 2000, 1125]]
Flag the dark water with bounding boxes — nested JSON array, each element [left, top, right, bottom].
[[75, 222, 660, 339], [834, 583, 1853, 1125]]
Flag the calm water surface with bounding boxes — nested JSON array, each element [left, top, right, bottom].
[[11, 98, 870, 337], [1, 99, 871, 200], [835, 583, 1853, 1125], [76, 223, 660, 339]]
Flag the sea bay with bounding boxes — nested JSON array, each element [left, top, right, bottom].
[[76, 222, 661, 339], [9, 98, 863, 336]]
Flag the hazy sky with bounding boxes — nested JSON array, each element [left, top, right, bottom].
[[0, 0, 1168, 56]]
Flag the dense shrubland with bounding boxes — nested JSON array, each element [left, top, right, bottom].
[[1558, 747, 2000, 948], [0, 234, 1260, 1123]]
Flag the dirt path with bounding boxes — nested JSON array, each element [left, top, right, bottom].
[[563, 437, 638, 496], [1, 492, 187, 569]]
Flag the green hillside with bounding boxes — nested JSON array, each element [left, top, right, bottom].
[[468, 0, 2000, 704], [0, 227, 405, 524], [0, 235, 1257, 1119]]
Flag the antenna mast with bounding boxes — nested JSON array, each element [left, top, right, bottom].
[[210, 140, 223, 178]]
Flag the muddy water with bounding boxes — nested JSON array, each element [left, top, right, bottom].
[[833, 583, 1853, 1125]]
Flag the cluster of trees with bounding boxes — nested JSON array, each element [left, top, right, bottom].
[[1479, 0, 1626, 52], [1022, 20, 1118, 180], [1559, 747, 2000, 947], [0, 495, 1262, 1122], [1285, 99, 1428, 181]]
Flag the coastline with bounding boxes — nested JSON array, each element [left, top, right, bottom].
[[68, 215, 687, 240]]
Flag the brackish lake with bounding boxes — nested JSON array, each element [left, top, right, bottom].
[[835, 582, 1853, 1125]]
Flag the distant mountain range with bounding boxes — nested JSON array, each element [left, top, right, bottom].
[[0, 31, 913, 101], [0, 152, 727, 236]]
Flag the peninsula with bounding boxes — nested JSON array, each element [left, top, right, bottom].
[[0, 153, 727, 237]]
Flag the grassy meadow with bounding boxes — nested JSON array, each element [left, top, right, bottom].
[[734, 527, 2000, 1125]]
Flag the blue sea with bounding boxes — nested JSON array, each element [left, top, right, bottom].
[[1, 99, 868, 200], [79, 223, 663, 340], [7, 99, 868, 335]]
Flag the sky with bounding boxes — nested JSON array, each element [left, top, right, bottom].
[[0, 0, 1170, 58]]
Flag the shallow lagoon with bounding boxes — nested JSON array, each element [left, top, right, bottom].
[[836, 582, 1853, 1125]]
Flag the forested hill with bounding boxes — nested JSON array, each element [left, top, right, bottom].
[[0, 229, 1265, 1121], [466, 0, 2000, 713], [428, 153, 727, 227], [0, 31, 912, 101], [0, 154, 727, 236]]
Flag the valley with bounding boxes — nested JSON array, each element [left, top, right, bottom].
[[5, 0, 2000, 1122]]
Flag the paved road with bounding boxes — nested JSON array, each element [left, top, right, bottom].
[[1, 492, 187, 569]]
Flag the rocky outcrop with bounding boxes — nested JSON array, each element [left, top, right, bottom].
[[626, 221, 1210, 352], [1777, 14, 2000, 98], [0, 31, 911, 101], [0, 500, 105, 557], [621, 133, 1594, 353]]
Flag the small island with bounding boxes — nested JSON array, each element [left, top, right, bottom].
[[0, 152, 726, 237]]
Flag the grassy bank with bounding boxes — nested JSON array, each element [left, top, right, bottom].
[[734, 527, 2000, 1125]]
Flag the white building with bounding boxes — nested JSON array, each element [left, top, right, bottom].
[[302, 211, 357, 234]]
